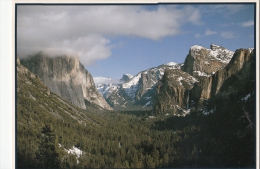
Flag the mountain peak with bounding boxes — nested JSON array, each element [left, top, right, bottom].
[[190, 45, 205, 51], [120, 74, 133, 83], [210, 44, 225, 51], [190, 44, 225, 52]]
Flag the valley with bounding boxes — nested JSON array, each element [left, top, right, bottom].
[[17, 44, 256, 168]]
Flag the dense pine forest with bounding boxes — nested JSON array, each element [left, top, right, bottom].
[[17, 104, 256, 168]]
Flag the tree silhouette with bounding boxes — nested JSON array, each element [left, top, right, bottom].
[[36, 124, 61, 168]]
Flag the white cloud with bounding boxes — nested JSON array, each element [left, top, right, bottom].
[[241, 20, 254, 27], [221, 31, 236, 39], [194, 33, 201, 38], [194, 29, 216, 38], [207, 4, 245, 15], [17, 5, 202, 65], [205, 29, 217, 36]]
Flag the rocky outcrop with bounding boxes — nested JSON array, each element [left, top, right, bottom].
[[120, 74, 133, 83], [153, 46, 255, 115], [153, 68, 197, 115], [190, 48, 254, 110], [182, 44, 234, 78], [21, 52, 112, 110]]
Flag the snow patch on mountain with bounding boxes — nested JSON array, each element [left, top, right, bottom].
[[96, 83, 120, 99], [160, 62, 182, 69], [193, 71, 211, 77], [121, 62, 181, 100], [241, 93, 252, 102], [190, 44, 234, 64]]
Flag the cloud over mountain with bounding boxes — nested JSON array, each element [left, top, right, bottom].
[[17, 5, 201, 66]]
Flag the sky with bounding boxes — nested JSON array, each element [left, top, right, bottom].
[[17, 3, 255, 79]]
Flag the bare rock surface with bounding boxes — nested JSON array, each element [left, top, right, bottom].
[[21, 52, 112, 110]]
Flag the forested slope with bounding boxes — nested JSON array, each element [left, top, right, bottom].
[[17, 57, 255, 168]]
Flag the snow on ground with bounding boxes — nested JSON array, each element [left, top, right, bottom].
[[146, 116, 156, 120], [144, 101, 151, 107], [59, 144, 83, 164], [241, 93, 251, 101], [65, 146, 83, 157]]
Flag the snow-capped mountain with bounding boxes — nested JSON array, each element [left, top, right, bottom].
[[98, 44, 236, 111], [183, 44, 234, 78], [105, 62, 183, 110], [120, 74, 133, 82], [154, 46, 255, 116], [93, 77, 122, 99], [91, 44, 253, 115]]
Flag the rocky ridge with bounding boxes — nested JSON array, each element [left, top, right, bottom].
[[153, 45, 255, 116]]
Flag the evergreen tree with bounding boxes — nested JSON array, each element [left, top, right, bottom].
[[36, 124, 61, 168]]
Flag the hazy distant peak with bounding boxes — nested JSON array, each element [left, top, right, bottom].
[[120, 74, 133, 83]]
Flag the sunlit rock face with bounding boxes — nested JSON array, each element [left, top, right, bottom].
[[21, 52, 112, 110], [182, 44, 234, 78]]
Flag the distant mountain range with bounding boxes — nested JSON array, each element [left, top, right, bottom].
[[92, 44, 254, 114], [19, 44, 255, 116]]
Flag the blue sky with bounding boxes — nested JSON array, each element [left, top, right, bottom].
[[17, 3, 255, 79]]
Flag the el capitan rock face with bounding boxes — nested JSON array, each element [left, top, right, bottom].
[[20, 52, 112, 110]]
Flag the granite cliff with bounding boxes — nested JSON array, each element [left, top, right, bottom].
[[190, 48, 255, 111], [182, 44, 234, 78], [153, 45, 255, 115], [20, 52, 112, 110]]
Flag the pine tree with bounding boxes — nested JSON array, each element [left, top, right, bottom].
[[36, 124, 61, 168]]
